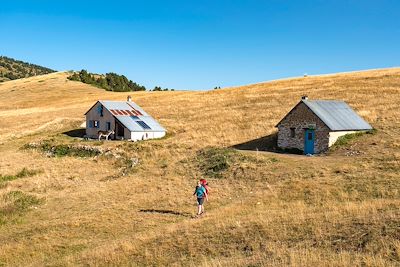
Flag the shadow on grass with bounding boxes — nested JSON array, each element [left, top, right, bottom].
[[232, 132, 279, 152], [63, 128, 86, 138], [139, 209, 191, 217], [232, 132, 303, 155]]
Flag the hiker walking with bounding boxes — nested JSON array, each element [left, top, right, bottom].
[[193, 180, 208, 216]]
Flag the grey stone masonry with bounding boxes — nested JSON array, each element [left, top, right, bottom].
[[277, 102, 330, 153]]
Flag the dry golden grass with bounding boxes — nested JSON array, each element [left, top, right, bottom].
[[0, 69, 399, 266]]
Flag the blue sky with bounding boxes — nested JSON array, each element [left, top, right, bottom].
[[1, 1, 399, 90]]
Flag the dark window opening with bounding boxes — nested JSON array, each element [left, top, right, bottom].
[[130, 115, 139, 120], [115, 121, 124, 137], [290, 128, 295, 138], [135, 120, 151, 130], [106, 122, 111, 130], [97, 105, 104, 117], [308, 132, 313, 140]]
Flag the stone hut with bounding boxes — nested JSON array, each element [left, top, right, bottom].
[[275, 96, 372, 154]]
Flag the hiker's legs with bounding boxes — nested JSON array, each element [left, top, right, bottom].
[[197, 198, 205, 215]]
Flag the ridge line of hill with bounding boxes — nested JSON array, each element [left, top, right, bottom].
[[0, 56, 56, 82], [224, 66, 400, 90]]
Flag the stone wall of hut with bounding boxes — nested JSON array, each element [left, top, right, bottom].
[[277, 102, 330, 153]]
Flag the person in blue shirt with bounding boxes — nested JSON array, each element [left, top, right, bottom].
[[193, 180, 208, 216]]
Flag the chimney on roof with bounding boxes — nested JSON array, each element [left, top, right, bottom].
[[127, 95, 132, 102], [302, 95, 308, 100]]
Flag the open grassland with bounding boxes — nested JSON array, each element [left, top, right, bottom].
[[0, 69, 399, 266]]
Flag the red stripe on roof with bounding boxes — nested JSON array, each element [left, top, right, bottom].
[[110, 109, 119, 116], [121, 110, 129, 115], [126, 110, 133, 116], [116, 110, 124, 115], [130, 109, 138, 116], [134, 108, 143, 116], [127, 102, 143, 115]]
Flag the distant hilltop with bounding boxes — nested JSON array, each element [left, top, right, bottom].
[[0, 56, 173, 91], [0, 56, 56, 82]]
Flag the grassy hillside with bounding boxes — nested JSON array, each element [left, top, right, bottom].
[[0, 56, 55, 82], [0, 69, 399, 266]]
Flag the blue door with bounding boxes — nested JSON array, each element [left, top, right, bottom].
[[304, 129, 315, 154]]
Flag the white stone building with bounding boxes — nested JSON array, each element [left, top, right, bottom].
[[85, 97, 166, 141]]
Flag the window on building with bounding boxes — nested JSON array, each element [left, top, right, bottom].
[[94, 120, 100, 128], [89, 120, 93, 128], [106, 122, 111, 130], [97, 105, 104, 117], [130, 115, 139, 120], [290, 128, 296, 138], [135, 120, 151, 130]]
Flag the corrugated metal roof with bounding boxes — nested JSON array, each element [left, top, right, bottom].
[[99, 100, 166, 132], [302, 99, 372, 131]]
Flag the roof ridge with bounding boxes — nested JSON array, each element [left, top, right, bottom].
[[303, 99, 345, 102], [301, 100, 372, 131]]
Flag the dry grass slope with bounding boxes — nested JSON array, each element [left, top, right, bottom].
[[0, 69, 399, 266]]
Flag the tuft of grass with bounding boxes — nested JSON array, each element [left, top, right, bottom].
[[91, 141, 104, 146], [0, 168, 42, 188], [4, 191, 42, 211], [196, 147, 236, 178], [102, 154, 140, 181], [53, 145, 100, 158], [14, 168, 41, 178], [332, 129, 377, 150], [0, 191, 43, 225], [115, 155, 139, 176]]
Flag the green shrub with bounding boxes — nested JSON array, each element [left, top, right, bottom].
[[4, 191, 42, 212], [67, 69, 146, 92], [0, 191, 43, 225], [23, 141, 102, 158], [196, 147, 236, 178], [332, 129, 377, 150], [0, 168, 41, 187], [54, 144, 70, 156], [0, 56, 55, 83]]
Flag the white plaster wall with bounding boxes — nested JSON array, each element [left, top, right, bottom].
[[328, 131, 358, 147], [152, 132, 166, 139], [86, 102, 116, 139], [130, 131, 166, 141]]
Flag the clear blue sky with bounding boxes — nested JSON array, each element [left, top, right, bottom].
[[1, 1, 399, 90]]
